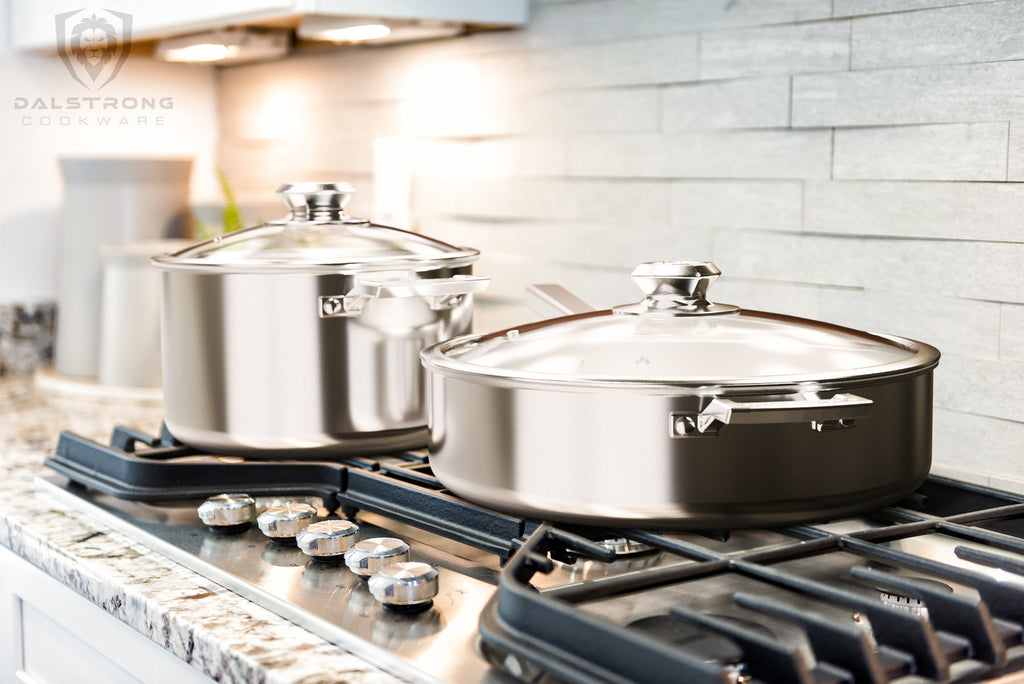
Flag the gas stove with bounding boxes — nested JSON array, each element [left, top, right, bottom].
[[42, 427, 1024, 683]]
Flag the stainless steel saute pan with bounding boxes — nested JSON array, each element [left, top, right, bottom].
[[153, 182, 487, 456], [420, 261, 939, 528]]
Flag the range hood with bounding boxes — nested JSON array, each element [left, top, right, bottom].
[[10, 0, 529, 55]]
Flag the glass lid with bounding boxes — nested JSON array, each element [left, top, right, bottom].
[[152, 182, 478, 273], [423, 261, 940, 390]]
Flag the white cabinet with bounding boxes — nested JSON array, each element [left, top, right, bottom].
[[0, 546, 213, 684], [8, 0, 529, 51]]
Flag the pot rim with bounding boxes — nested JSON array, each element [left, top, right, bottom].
[[421, 309, 941, 395], [151, 249, 480, 275]]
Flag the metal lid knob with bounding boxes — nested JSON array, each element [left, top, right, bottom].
[[277, 182, 365, 222], [197, 493, 255, 532], [626, 261, 738, 316], [368, 562, 439, 613], [257, 502, 318, 542], [296, 519, 360, 562], [344, 537, 410, 577]]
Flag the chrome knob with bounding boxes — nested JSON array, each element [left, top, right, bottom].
[[296, 519, 359, 562], [628, 261, 738, 316], [344, 537, 410, 578], [276, 182, 366, 223], [256, 502, 317, 542], [197, 493, 255, 533], [368, 562, 439, 613]]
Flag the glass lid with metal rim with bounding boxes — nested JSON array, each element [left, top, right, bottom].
[[422, 261, 941, 389], [152, 182, 478, 273]]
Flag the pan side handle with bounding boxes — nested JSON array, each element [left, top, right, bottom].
[[671, 393, 874, 437], [525, 284, 595, 318]]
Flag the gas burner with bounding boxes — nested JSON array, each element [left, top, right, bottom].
[[598, 537, 657, 557], [876, 577, 954, 616]]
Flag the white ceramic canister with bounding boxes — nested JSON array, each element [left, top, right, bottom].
[[98, 239, 192, 388], [54, 157, 192, 378]]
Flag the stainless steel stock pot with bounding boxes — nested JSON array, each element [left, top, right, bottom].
[[421, 261, 940, 528], [153, 182, 487, 456]]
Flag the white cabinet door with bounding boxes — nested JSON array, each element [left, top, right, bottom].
[[8, 1, 295, 51], [0, 545, 213, 684]]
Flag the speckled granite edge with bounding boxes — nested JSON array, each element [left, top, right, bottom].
[[0, 377, 406, 684]]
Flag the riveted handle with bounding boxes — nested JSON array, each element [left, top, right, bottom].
[[695, 393, 874, 434], [319, 275, 490, 318]]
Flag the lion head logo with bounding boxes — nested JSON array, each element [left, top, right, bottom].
[[56, 9, 132, 90]]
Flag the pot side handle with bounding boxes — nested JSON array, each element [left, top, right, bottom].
[[681, 393, 874, 436], [320, 275, 490, 318]]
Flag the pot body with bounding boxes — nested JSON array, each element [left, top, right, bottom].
[[162, 266, 474, 456], [426, 371, 933, 528]]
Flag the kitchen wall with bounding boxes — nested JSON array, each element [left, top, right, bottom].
[[0, 0, 219, 306], [221, 0, 1024, 489]]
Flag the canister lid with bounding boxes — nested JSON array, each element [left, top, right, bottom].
[[152, 182, 478, 274], [422, 261, 940, 392]]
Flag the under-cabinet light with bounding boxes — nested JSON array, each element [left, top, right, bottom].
[[155, 28, 289, 64]]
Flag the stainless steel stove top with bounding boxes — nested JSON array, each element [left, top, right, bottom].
[[36, 474, 506, 684]]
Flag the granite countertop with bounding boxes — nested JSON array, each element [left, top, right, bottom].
[[0, 374, 405, 684]]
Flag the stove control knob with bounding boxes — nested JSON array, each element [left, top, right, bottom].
[[257, 502, 317, 542], [296, 519, 359, 562], [368, 562, 439, 613], [198, 493, 256, 533], [344, 537, 410, 577]]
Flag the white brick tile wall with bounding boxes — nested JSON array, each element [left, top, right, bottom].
[[662, 77, 791, 130], [482, 34, 699, 91], [1003, 121, 1024, 180], [513, 0, 831, 49], [712, 229, 1024, 302], [934, 354, 1024, 424], [818, 289, 1001, 359], [932, 409, 1024, 484], [1001, 304, 1024, 362], [670, 180, 803, 229], [792, 61, 1024, 127], [851, 1, 1024, 70], [218, 0, 1024, 482], [700, 21, 851, 79], [566, 130, 832, 178], [832, 123, 1008, 181], [421, 178, 671, 224], [833, 0, 987, 18], [803, 180, 1024, 240]]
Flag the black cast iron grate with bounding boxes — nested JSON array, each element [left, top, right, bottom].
[[45, 426, 539, 559], [480, 477, 1024, 684]]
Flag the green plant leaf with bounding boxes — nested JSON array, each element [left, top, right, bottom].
[[218, 169, 244, 234]]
